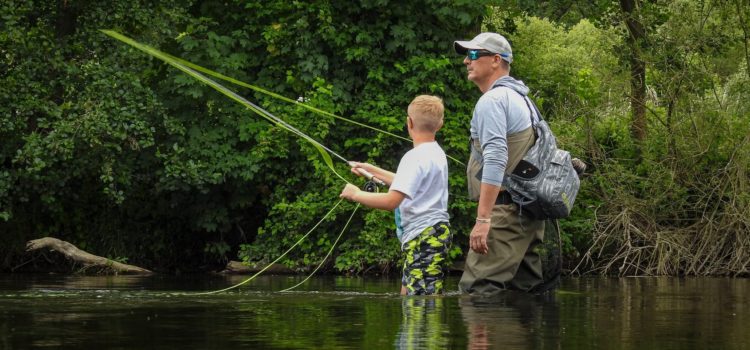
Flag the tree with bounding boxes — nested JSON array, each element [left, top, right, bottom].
[[620, 0, 648, 146]]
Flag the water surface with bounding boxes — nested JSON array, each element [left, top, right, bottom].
[[1, 274, 748, 349]]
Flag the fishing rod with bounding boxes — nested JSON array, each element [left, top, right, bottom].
[[100, 30, 464, 167], [102, 30, 381, 294], [101, 30, 384, 190]]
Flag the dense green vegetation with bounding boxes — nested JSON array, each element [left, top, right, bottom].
[[2, 0, 748, 276]]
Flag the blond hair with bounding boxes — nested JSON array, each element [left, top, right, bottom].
[[407, 95, 444, 133]]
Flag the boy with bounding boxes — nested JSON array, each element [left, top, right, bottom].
[[339, 95, 451, 295]]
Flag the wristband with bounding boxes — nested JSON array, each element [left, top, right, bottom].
[[476, 218, 491, 224]]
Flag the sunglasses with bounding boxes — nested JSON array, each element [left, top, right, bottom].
[[466, 49, 497, 60]]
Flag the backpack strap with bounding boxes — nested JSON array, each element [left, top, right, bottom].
[[490, 82, 543, 127]]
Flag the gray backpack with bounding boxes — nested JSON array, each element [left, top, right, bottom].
[[502, 92, 580, 219]]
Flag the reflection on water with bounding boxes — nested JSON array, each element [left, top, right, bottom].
[[459, 292, 559, 350], [397, 297, 452, 349], [0, 274, 749, 349]]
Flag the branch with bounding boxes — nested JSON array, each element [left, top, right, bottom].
[[26, 237, 152, 274]]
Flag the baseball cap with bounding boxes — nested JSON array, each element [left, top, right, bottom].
[[454, 32, 513, 64]]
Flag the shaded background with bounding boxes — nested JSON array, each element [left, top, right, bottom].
[[2, 0, 748, 276]]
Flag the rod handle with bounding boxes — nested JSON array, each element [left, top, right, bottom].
[[348, 162, 386, 187]]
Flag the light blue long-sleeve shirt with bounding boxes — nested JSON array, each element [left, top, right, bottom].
[[469, 76, 539, 186]]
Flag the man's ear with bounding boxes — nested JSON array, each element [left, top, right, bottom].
[[492, 54, 503, 67]]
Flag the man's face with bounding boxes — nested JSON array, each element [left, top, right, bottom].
[[463, 49, 498, 83]]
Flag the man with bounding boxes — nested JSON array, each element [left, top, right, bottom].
[[454, 32, 546, 294]]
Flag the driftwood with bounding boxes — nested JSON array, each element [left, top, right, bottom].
[[26, 237, 152, 274], [220, 260, 294, 274]]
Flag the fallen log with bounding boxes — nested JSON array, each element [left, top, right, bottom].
[[220, 260, 294, 274], [26, 237, 152, 275]]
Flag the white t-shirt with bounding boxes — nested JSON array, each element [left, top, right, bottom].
[[390, 141, 450, 248]]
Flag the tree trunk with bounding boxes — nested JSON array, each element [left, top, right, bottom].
[[620, 0, 648, 145], [736, 0, 750, 78], [26, 237, 152, 274]]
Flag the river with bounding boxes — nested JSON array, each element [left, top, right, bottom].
[[1, 274, 748, 349]]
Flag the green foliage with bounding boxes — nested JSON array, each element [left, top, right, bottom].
[[232, 0, 490, 273], [569, 0, 750, 276], [3, 0, 749, 277], [1, 0, 199, 269], [507, 17, 625, 117], [488, 0, 618, 28]]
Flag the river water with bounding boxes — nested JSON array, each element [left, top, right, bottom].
[[1, 274, 748, 349]]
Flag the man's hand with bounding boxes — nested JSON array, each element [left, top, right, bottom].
[[339, 183, 360, 201], [469, 221, 490, 254], [572, 157, 587, 175]]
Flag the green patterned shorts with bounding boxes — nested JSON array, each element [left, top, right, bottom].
[[402, 222, 452, 295]]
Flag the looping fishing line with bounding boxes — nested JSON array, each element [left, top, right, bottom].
[[101, 30, 464, 166], [188, 199, 346, 295], [102, 30, 349, 183], [101, 30, 417, 294], [278, 203, 359, 293]]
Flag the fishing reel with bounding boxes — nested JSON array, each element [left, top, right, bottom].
[[362, 180, 379, 193], [352, 165, 385, 193]]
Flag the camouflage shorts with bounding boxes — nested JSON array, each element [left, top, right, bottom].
[[402, 222, 452, 295]]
